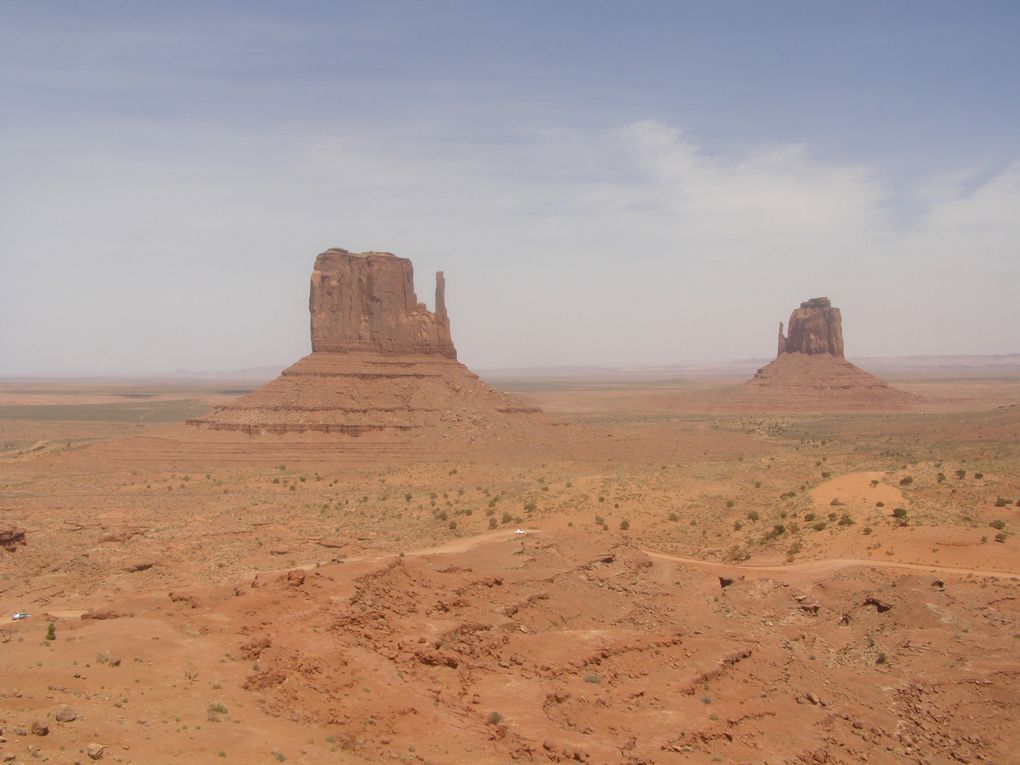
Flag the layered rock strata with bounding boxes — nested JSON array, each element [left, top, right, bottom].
[[190, 248, 541, 437]]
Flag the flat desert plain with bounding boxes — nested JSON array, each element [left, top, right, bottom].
[[1, 367, 1019, 765]]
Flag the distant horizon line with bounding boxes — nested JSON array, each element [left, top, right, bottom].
[[3, 351, 1020, 382]]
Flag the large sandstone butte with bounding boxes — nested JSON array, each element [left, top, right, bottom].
[[189, 248, 542, 438], [310, 249, 456, 358], [776, 297, 844, 357], [746, 297, 916, 410]]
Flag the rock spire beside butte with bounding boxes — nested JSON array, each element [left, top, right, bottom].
[[190, 248, 542, 438], [746, 297, 916, 410]]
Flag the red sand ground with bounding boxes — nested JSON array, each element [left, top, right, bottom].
[[1, 374, 1018, 764]]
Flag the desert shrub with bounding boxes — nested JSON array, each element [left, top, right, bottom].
[[994, 497, 1008, 507], [594, 515, 604, 525], [726, 500, 734, 509], [974, 472, 984, 479], [583, 674, 602, 684], [821, 471, 831, 478], [404, 493, 412, 503], [486, 711, 502, 725], [448, 520, 457, 530], [892, 507, 908, 519], [830, 498, 842, 506], [955, 469, 966, 479], [747, 510, 760, 522], [989, 519, 1006, 530], [488, 517, 497, 529], [812, 521, 827, 531], [804, 512, 816, 522], [45, 623, 56, 641], [875, 501, 885, 508], [936, 473, 946, 483], [619, 519, 630, 530], [862, 526, 873, 535], [598, 496, 606, 503], [995, 532, 1008, 543], [501, 511, 513, 524], [524, 500, 537, 513], [838, 513, 854, 526], [668, 512, 679, 522], [772, 523, 786, 535], [899, 476, 913, 486], [733, 520, 743, 531]]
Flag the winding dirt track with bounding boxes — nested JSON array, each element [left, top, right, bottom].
[[279, 529, 1020, 582]]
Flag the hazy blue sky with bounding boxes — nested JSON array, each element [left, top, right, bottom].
[[2, 1, 1018, 374]]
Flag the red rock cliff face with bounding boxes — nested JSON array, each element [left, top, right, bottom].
[[309, 249, 457, 359], [777, 297, 845, 358]]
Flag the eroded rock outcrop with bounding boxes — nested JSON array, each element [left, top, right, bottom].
[[745, 297, 916, 411], [310, 249, 456, 359], [777, 297, 844, 358], [190, 246, 544, 440]]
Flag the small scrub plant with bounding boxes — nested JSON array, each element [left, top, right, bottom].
[[733, 520, 743, 531], [594, 515, 605, 525], [619, 519, 630, 531], [838, 512, 854, 526], [989, 519, 1006, 530], [995, 532, 1008, 543], [892, 507, 908, 519], [45, 622, 56, 641], [668, 512, 679, 522], [955, 469, 966, 479], [747, 510, 760, 522], [994, 497, 1008, 508], [486, 710, 502, 725], [899, 476, 913, 486]]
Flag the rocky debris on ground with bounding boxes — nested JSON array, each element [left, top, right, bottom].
[[55, 706, 76, 722], [0, 528, 26, 552]]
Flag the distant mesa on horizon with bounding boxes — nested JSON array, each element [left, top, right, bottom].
[[188, 246, 545, 439]]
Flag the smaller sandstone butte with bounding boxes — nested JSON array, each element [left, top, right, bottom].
[[777, 297, 844, 358], [746, 297, 916, 411], [310, 249, 456, 359]]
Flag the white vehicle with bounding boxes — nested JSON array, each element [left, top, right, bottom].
[[11, 612, 30, 621], [513, 528, 527, 536]]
